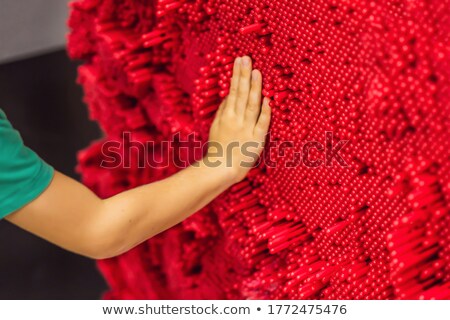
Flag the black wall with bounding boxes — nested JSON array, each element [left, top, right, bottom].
[[0, 50, 107, 299]]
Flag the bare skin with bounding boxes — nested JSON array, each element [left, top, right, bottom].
[[5, 56, 271, 259]]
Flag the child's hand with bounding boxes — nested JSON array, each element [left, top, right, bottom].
[[206, 56, 271, 183]]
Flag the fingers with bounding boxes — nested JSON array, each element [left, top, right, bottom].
[[254, 98, 271, 143], [245, 69, 262, 124], [213, 98, 227, 126], [224, 57, 268, 137], [225, 57, 241, 113], [235, 56, 252, 115]]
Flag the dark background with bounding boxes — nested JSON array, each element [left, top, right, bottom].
[[0, 50, 108, 299]]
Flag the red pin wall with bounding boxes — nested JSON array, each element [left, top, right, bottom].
[[68, 0, 450, 299]]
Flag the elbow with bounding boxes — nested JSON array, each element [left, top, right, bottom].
[[76, 202, 135, 259], [81, 238, 127, 260], [82, 246, 117, 260], [77, 229, 130, 260], [73, 202, 138, 260]]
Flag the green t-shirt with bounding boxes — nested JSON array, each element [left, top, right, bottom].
[[0, 109, 54, 219]]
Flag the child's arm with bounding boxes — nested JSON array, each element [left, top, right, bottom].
[[5, 56, 271, 259]]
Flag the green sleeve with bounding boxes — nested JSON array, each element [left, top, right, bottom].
[[0, 109, 55, 219]]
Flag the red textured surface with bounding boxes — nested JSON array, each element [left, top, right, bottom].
[[68, 0, 450, 299]]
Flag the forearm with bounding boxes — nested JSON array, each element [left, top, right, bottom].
[[99, 159, 235, 256], [7, 161, 235, 259]]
